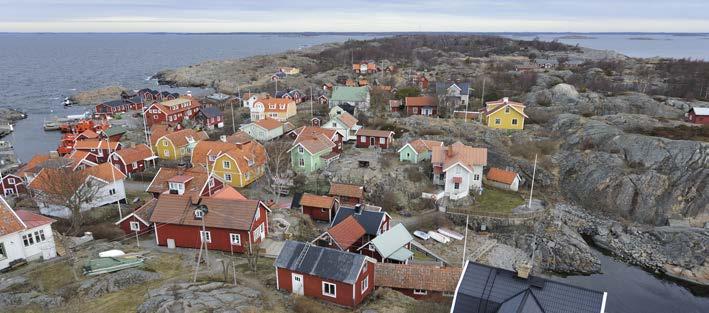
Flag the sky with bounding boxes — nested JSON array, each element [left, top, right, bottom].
[[1, 0, 708, 33]]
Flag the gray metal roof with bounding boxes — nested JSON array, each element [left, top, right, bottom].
[[452, 262, 605, 313], [199, 106, 222, 118], [369, 224, 413, 259], [435, 82, 471, 96], [331, 207, 385, 236], [275, 240, 367, 284]]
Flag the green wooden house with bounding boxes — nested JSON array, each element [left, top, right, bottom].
[[398, 139, 444, 163], [288, 127, 341, 174]]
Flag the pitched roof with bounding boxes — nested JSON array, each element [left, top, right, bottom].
[[331, 207, 386, 236], [199, 106, 222, 118], [73, 139, 121, 150], [375, 263, 462, 292], [254, 117, 283, 131], [431, 142, 488, 172], [77, 129, 99, 139], [15, 210, 56, 229], [405, 96, 437, 107], [17, 154, 73, 176], [367, 224, 413, 260], [487, 168, 519, 185], [400, 139, 444, 154], [114, 144, 153, 164], [330, 86, 369, 102], [150, 97, 200, 115], [484, 98, 528, 118], [451, 261, 606, 313], [160, 129, 209, 148], [82, 162, 127, 182], [211, 186, 247, 200], [29, 162, 125, 192], [220, 141, 267, 173], [328, 183, 364, 199], [255, 97, 296, 112], [102, 126, 127, 137], [332, 110, 359, 129], [356, 129, 394, 138], [0, 196, 26, 236], [191, 140, 239, 166], [149, 194, 262, 230], [275, 240, 368, 285], [226, 131, 254, 145], [327, 216, 367, 250], [300, 193, 336, 209], [116, 198, 158, 226], [436, 82, 471, 95], [690, 107, 709, 115], [146, 167, 211, 198], [290, 127, 337, 155]]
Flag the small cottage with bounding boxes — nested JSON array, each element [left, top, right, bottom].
[[405, 96, 437, 116], [109, 144, 155, 177], [481, 97, 528, 130], [299, 193, 340, 222], [115, 198, 157, 235], [331, 205, 391, 244], [485, 167, 521, 192], [431, 142, 487, 200], [1, 173, 26, 196], [358, 224, 414, 264], [323, 106, 361, 141], [275, 240, 376, 307], [145, 97, 201, 127], [686, 107, 709, 124], [355, 129, 394, 149], [398, 139, 444, 163], [312, 215, 367, 252], [328, 183, 364, 206], [375, 263, 461, 301], [0, 197, 59, 271], [196, 106, 224, 129]]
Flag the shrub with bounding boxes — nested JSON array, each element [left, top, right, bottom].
[[405, 167, 426, 182]]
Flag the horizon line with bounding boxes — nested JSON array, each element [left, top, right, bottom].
[[0, 31, 708, 35]]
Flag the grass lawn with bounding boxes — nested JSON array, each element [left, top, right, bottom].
[[472, 187, 525, 213]]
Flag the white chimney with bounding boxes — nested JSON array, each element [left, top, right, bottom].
[[503, 97, 509, 104], [220, 135, 227, 142]]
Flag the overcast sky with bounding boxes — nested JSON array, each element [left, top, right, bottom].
[[1, 0, 708, 32]]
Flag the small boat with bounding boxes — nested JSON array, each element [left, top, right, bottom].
[[438, 228, 464, 241], [414, 230, 430, 240], [98, 249, 125, 258], [83, 255, 145, 276], [43, 121, 61, 131], [428, 231, 451, 244], [63, 97, 73, 107]]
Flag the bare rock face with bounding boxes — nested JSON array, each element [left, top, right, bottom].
[[78, 269, 160, 298], [0, 292, 63, 309], [137, 282, 262, 313], [551, 114, 708, 224], [69, 85, 127, 105]]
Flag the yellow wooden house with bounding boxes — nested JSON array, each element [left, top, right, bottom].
[[154, 129, 209, 161], [482, 97, 528, 130], [191, 139, 267, 188]]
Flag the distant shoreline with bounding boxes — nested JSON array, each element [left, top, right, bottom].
[[1, 31, 708, 36]]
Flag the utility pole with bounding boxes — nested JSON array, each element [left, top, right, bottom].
[[462, 214, 469, 264], [310, 86, 314, 118], [480, 77, 486, 108], [232, 86, 239, 134], [528, 154, 537, 208]]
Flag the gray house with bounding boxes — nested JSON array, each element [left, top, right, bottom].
[[329, 86, 370, 111]]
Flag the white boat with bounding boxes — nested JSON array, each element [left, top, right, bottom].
[[438, 228, 464, 241], [413, 230, 430, 240], [98, 250, 125, 258], [428, 231, 451, 244]]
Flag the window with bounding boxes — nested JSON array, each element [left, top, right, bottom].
[[33, 230, 45, 243], [132, 162, 138, 168], [254, 207, 261, 220], [495, 118, 501, 125], [230, 233, 241, 245], [406, 153, 410, 158], [109, 189, 116, 196], [439, 173, 445, 180], [200, 231, 211, 243], [454, 182, 460, 190], [0, 242, 6, 260], [162, 140, 168, 146], [194, 210, 204, 218], [163, 150, 170, 157], [322, 282, 336, 297], [505, 106, 510, 113], [223, 160, 231, 169], [22, 233, 34, 246], [7, 178, 14, 184], [224, 173, 232, 182], [129, 221, 140, 231], [412, 107, 418, 114], [512, 118, 518, 125], [298, 146, 304, 154], [379, 137, 385, 144], [153, 115, 158, 119], [413, 289, 428, 295], [38, 230, 46, 241], [298, 159, 304, 167], [361, 276, 369, 294], [474, 174, 480, 181], [368, 244, 375, 251], [208, 178, 215, 188], [208, 155, 217, 162], [360, 136, 366, 143]]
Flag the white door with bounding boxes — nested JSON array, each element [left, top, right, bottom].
[[42, 245, 56, 260], [291, 274, 304, 295], [167, 238, 176, 249]]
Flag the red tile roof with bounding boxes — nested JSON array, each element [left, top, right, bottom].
[[0, 197, 25, 236], [15, 210, 56, 228], [114, 144, 153, 164], [431, 142, 488, 171], [160, 129, 209, 148], [486, 168, 519, 185], [300, 193, 336, 209], [355, 129, 394, 138], [73, 139, 120, 151], [375, 263, 462, 292], [328, 183, 364, 199], [405, 96, 437, 107], [327, 215, 366, 250], [149, 194, 262, 230], [254, 117, 283, 130], [147, 167, 212, 199]]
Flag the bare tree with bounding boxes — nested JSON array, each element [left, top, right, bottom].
[[32, 167, 102, 235], [264, 139, 293, 203], [634, 64, 656, 93], [244, 241, 262, 271]]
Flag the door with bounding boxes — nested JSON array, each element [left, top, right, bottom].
[[167, 238, 176, 249], [291, 273, 304, 295], [369, 137, 375, 146], [42, 245, 56, 260]]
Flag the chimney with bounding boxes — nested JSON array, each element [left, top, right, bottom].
[[49, 150, 59, 159], [354, 203, 363, 215], [503, 97, 509, 104], [516, 262, 532, 279], [447, 145, 454, 158], [220, 135, 227, 142]]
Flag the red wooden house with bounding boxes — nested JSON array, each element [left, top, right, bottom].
[[375, 263, 461, 302], [1, 173, 26, 196], [72, 139, 122, 163], [328, 183, 364, 207], [95, 99, 130, 115], [312, 215, 367, 252], [275, 240, 376, 308], [149, 194, 270, 253], [299, 193, 340, 222], [196, 106, 224, 129], [356, 224, 414, 264], [146, 167, 223, 199], [145, 97, 201, 126], [389, 100, 401, 113], [110, 144, 155, 177], [330, 205, 391, 245], [355, 129, 394, 149], [686, 107, 709, 124], [405, 96, 438, 116], [115, 198, 157, 235]]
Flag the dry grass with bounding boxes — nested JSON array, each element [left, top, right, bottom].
[[27, 261, 76, 294]]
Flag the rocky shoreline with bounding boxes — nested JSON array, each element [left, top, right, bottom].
[[0, 108, 27, 139], [68, 85, 127, 105]]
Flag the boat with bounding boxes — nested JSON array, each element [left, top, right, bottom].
[[43, 121, 61, 131], [56, 133, 76, 155], [98, 249, 126, 258], [428, 231, 451, 244], [63, 97, 74, 107], [413, 230, 430, 240], [83, 255, 145, 276], [438, 228, 464, 241]]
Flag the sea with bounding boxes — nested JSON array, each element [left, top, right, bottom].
[[1, 33, 708, 313]]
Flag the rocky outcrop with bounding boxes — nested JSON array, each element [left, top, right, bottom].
[[69, 85, 127, 105], [137, 282, 262, 313], [0, 292, 63, 309], [78, 269, 160, 298], [551, 114, 708, 224]]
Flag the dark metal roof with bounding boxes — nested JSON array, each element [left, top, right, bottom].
[[100, 99, 129, 107], [199, 106, 222, 118], [436, 82, 471, 96], [331, 207, 385, 236], [452, 262, 605, 313], [274, 240, 367, 284]]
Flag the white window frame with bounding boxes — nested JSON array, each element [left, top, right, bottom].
[[505, 106, 510, 114], [368, 244, 375, 251], [162, 140, 168, 146], [322, 282, 337, 298], [474, 174, 480, 181], [129, 221, 140, 231], [200, 230, 211, 243], [298, 146, 304, 154], [360, 136, 366, 143], [230, 233, 242, 245], [379, 137, 385, 144], [413, 289, 428, 295], [223, 160, 231, 169], [22, 233, 34, 246], [0, 242, 6, 260], [224, 173, 232, 182], [298, 158, 305, 167], [194, 210, 205, 218], [495, 118, 501, 125], [512, 118, 518, 125], [361, 276, 369, 294], [8, 178, 15, 184]]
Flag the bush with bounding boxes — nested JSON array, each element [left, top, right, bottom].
[[405, 167, 426, 182]]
